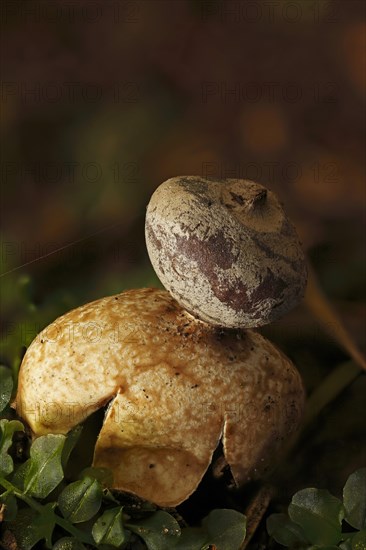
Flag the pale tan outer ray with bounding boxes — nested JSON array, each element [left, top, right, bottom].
[[16, 288, 305, 507]]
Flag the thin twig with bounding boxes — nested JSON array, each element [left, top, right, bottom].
[[240, 485, 274, 549], [302, 359, 361, 431], [305, 265, 366, 371]]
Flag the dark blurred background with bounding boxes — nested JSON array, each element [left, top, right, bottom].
[[1, 0, 365, 511]]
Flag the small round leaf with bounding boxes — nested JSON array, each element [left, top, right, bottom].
[[202, 509, 247, 550], [92, 506, 125, 547], [175, 527, 208, 549], [58, 476, 102, 524], [288, 488, 344, 546], [267, 513, 309, 547], [343, 468, 366, 530], [127, 510, 181, 550]]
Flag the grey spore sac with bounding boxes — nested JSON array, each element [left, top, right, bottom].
[[145, 176, 307, 328]]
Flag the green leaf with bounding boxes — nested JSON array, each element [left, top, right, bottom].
[[102, 487, 120, 504], [58, 475, 103, 523], [61, 426, 83, 470], [343, 468, 366, 530], [267, 513, 309, 547], [175, 509, 247, 550], [24, 434, 65, 498], [341, 531, 357, 548], [80, 466, 113, 486], [288, 488, 344, 546], [127, 510, 181, 550], [175, 527, 208, 549], [10, 504, 56, 550], [0, 366, 13, 412], [352, 529, 366, 550], [33, 502, 57, 549], [0, 492, 18, 520], [92, 506, 125, 546], [52, 537, 87, 550], [11, 459, 31, 491], [0, 419, 24, 477], [202, 509, 247, 550], [10, 508, 41, 550]]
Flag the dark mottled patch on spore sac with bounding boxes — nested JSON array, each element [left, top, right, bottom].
[[172, 231, 261, 317], [176, 177, 211, 201], [230, 191, 245, 205], [251, 268, 287, 308], [205, 266, 285, 320], [210, 278, 256, 315], [146, 222, 162, 251], [175, 230, 237, 271], [175, 177, 221, 211]]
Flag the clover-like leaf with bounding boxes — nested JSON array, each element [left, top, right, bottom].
[[202, 508, 247, 550], [127, 510, 181, 550], [92, 506, 125, 546], [343, 468, 366, 530], [288, 488, 344, 546], [52, 537, 87, 550], [0, 419, 24, 477], [24, 434, 65, 498], [0, 366, 13, 412], [58, 475, 103, 524], [267, 512, 309, 547]]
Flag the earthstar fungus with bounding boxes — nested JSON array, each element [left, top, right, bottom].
[[16, 288, 305, 507], [16, 177, 307, 508]]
